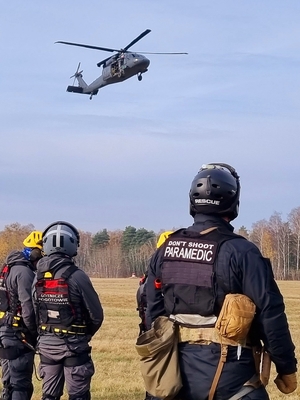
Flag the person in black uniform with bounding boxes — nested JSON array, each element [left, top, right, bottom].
[[33, 221, 104, 400], [146, 163, 297, 400], [0, 231, 43, 400], [136, 232, 174, 400]]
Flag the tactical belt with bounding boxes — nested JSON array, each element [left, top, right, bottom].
[[178, 326, 250, 348], [39, 324, 87, 335]]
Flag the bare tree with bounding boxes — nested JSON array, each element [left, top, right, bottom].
[[288, 207, 300, 271], [0, 223, 35, 264], [268, 212, 289, 279], [75, 230, 93, 274], [249, 219, 268, 252]]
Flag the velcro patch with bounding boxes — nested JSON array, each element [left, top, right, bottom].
[[163, 238, 217, 264]]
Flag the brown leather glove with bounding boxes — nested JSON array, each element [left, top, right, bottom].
[[274, 373, 297, 394]]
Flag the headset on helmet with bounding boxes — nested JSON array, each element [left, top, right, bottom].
[[42, 221, 80, 257], [189, 163, 240, 220]]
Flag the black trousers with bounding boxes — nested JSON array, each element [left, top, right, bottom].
[[176, 343, 269, 400]]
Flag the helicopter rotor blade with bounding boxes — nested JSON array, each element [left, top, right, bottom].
[[56, 41, 119, 53], [123, 29, 151, 51], [70, 62, 83, 85], [135, 51, 188, 55]]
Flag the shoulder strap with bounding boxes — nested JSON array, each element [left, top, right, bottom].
[[61, 264, 78, 280], [199, 227, 246, 243], [37, 263, 78, 281], [200, 227, 218, 235]]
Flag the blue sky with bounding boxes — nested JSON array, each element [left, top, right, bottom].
[[1, 1, 300, 234]]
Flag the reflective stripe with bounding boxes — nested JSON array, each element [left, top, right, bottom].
[[169, 313, 217, 326], [39, 324, 87, 335], [0, 312, 22, 327], [12, 316, 21, 327]]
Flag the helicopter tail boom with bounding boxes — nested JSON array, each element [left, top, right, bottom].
[[67, 85, 84, 93]]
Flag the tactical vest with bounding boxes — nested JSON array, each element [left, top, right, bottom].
[[161, 228, 243, 317], [0, 263, 23, 326], [35, 264, 87, 334]]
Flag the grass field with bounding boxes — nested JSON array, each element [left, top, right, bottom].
[[27, 279, 300, 399]]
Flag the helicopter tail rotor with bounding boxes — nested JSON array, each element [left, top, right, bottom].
[[70, 62, 83, 85]]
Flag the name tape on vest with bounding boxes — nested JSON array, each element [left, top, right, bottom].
[[164, 239, 217, 263]]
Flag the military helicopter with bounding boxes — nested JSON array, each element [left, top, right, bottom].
[[56, 29, 187, 100]]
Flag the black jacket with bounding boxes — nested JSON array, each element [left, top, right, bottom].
[[3, 250, 37, 335], [146, 214, 297, 376], [33, 254, 104, 337]]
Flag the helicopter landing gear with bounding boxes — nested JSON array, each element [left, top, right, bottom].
[[89, 90, 99, 100], [137, 72, 143, 81]]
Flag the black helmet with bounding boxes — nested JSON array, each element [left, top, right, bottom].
[[42, 221, 80, 257], [189, 163, 240, 220]]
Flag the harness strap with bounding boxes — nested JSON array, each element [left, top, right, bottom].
[[0, 346, 20, 360], [0, 342, 33, 360], [64, 351, 91, 367], [39, 324, 87, 335], [40, 354, 59, 365], [40, 350, 91, 367], [228, 374, 261, 400], [208, 344, 228, 400]]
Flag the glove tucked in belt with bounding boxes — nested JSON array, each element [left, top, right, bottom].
[[274, 373, 297, 394]]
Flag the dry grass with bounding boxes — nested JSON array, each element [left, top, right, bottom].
[[19, 279, 300, 399]]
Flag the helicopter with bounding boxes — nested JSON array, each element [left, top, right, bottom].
[[56, 29, 187, 100]]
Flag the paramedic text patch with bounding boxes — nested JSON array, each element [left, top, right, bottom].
[[163, 239, 218, 264]]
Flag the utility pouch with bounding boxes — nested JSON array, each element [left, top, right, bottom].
[[215, 294, 256, 343], [253, 345, 262, 374], [135, 316, 182, 400]]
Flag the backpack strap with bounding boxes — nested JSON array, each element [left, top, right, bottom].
[[61, 264, 78, 280], [37, 263, 78, 280]]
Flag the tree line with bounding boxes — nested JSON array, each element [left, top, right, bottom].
[[1, 207, 300, 280]]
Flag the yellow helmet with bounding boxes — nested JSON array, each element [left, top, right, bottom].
[[157, 231, 173, 248], [23, 231, 43, 249]]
